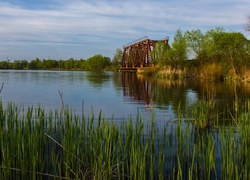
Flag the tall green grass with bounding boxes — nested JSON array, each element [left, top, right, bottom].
[[0, 100, 250, 179]]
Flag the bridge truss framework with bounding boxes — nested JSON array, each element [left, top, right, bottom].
[[121, 36, 169, 69]]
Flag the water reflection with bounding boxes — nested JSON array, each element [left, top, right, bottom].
[[86, 71, 112, 87], [0, 70, 250, 124], [120, 72, 250, 123], [121, 73, 153, 105]]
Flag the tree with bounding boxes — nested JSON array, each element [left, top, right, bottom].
[[245, 15, 250, 33], [213, 31, 250, 79], [167, 28, 187, 69], [13, 60, 21, 69], [20, 60, 28, 69], [29, 58, 41, 70], [202, 27, 225, 64], [79, 58, 86, 69], [65, 58, 75, 70], [184, 30, 205, 65], [151, 41, 169, 65], [111, 48, 123, 70], [112, 48, 122, 65], [85, 54, 111, 71], [0, 61, 9, 69], [73, 59, 86, 70], [41, 59, 58, 69]]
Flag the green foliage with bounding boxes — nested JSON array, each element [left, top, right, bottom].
[[184, 29, 205, 63], [0, 58, 87, 71], [28, 58, 41, 70], [111, 48, 122, 71], [167, 29, 187, 69], [112, 48, 122, 65], [85, 54, 111, 71], [2, 99, 250, 179], [150, 41, 169, 64], [64, 58, 75, 69], [181, 28, 250, 80], [74, 58, 86, 70], [41, 59, 58, 69], [0, 61, 9, 69], [218, 32, 250, 80]]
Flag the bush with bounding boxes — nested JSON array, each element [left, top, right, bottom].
[[85, 54, 111, 71]]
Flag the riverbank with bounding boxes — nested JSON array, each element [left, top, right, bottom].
[[136, 64, 250, 82]]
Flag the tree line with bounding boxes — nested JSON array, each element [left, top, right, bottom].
[[0, 54, 120, 71]]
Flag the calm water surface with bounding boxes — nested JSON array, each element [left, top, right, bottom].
[[2, 70, 250, 178], [0, 70, 250, 124]]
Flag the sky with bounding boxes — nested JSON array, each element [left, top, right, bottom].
[[0, 0, 249, 61]]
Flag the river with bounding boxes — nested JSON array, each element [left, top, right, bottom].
[[0, 70, 250, 125]]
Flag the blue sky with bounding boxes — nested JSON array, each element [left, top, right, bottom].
[[0, 0, 249, 61]]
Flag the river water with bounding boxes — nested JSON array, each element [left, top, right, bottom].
[[0, 70, 250, 125]]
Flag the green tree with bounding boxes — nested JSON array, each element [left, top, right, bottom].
[[41, 59, 58, 69], [112, 48, 123, 70], [167, 28, 187, 69], [29, 58, 41, 70], [13, 60, 21, 69], [184, 29, 205, 65], [112, 48, 122, 65], [151, 41, 169, 65], [85, 54, 111, 71], [57, 60, 63, 69], [213, 31, 250, 79], [65, 58, 75, 70], [0, 61, 9, 69], [79, 58, 86, 69], [202, 27, 225, 64], [20, 60, 28, 69]]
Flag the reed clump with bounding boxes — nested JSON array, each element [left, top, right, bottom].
[[198, 63, 225, 80], [156, 66, 187, 79], [0, 100, 250, 179]]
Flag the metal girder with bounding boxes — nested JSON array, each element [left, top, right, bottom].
[[121, 36, 169, 69]]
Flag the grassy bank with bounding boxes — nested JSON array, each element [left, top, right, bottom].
[[152, 63, 250, 82], [0, 101, 250, 179]]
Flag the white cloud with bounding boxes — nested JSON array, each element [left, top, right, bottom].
[[0, 0, 249, 60]]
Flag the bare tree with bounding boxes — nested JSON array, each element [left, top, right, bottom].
[[245, 15, 250, 32]]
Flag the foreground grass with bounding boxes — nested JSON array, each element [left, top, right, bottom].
[[0, 101, 250, 179]]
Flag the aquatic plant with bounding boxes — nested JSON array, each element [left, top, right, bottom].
[[0, 100, 250, 179]]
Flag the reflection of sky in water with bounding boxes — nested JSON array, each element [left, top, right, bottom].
[[186, 89, 198, 106], [1, 70, 249, 125], [0, 70, 158, 121]]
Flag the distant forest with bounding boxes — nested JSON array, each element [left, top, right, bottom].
[[0, 53, 122, 71]]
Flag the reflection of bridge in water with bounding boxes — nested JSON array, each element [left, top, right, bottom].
[[121, 36, 169, 70], [121, 72, 155, 107]]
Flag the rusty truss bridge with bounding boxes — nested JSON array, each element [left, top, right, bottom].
[[121, 36, 169, 70]]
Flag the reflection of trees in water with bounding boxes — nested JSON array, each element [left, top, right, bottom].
[[111, 72, 123, 93], [153, 79, 190, 112], [85, 72, 111, 87], [191, 80, 250, 124], [120, 73, 250, 124]]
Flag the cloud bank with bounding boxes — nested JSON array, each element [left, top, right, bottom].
[[0, 0, 249, 60]]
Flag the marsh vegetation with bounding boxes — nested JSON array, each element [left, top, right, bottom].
[[0, 97, 250, 179]]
